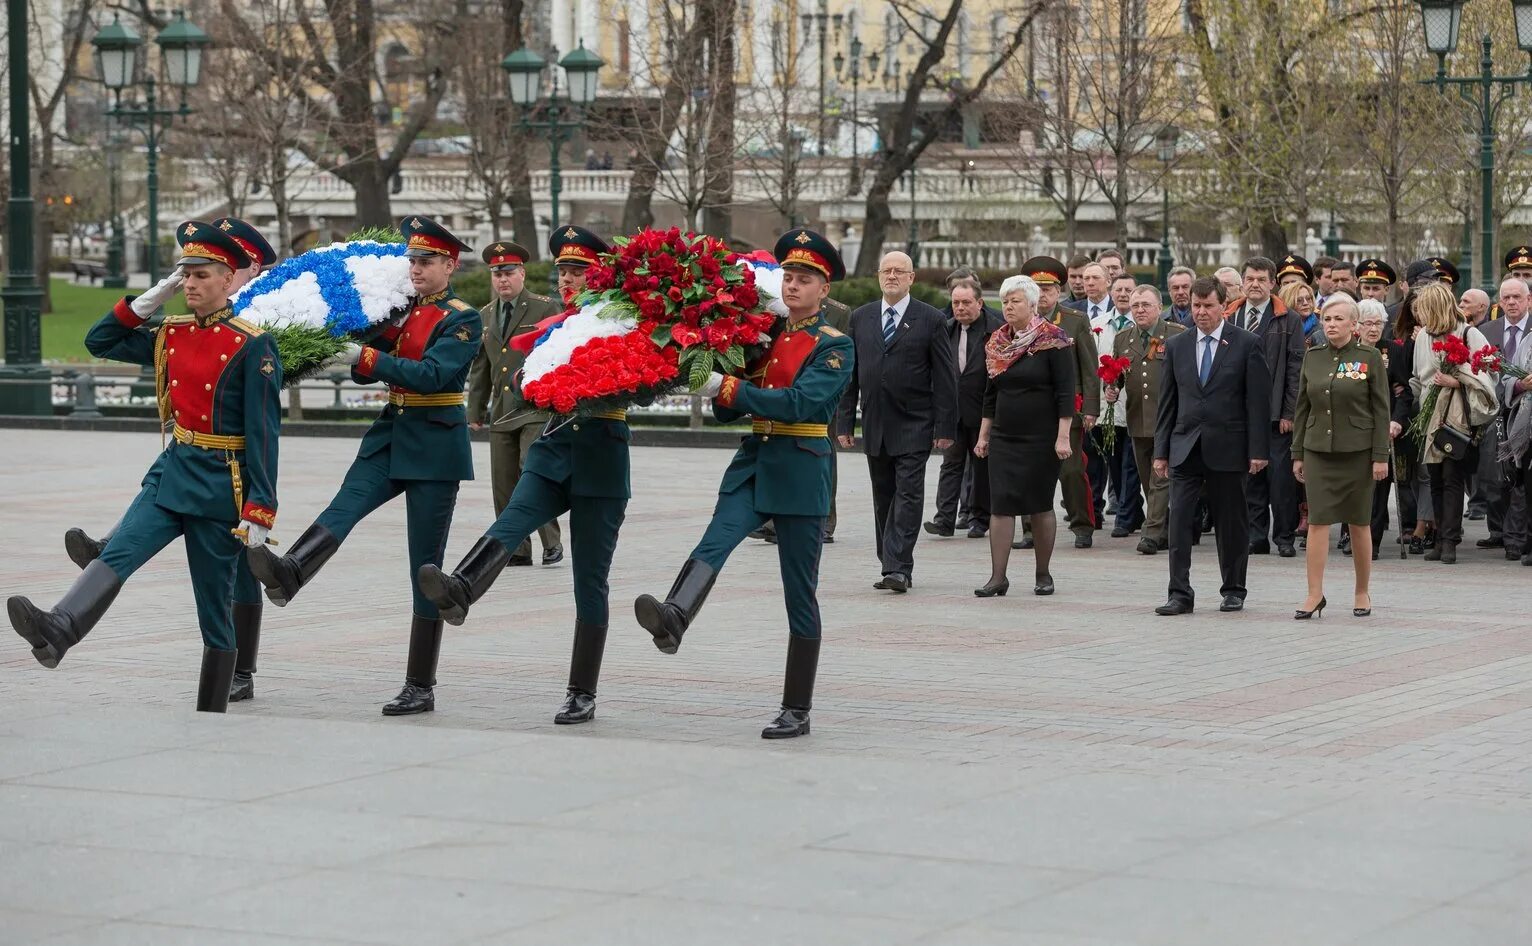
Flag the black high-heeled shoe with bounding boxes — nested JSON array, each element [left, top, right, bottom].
[[1294, 596, 1326, 620], [974, 578, 1010, 598], [1352, 594, 1372, 617], [1033, 575, 1055, 596]]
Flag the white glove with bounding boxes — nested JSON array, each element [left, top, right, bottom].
[[131, 269, 186, 318], [236, 521, 270, 548], [696, 372, 726, 398], [326, 343, 365, 367]]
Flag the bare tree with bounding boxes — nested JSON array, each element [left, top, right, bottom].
[[853, 0, 1047, 276], [734, 10, 814, 229]]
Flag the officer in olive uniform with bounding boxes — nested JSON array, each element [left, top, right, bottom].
[[1486, 246, 1532, 323], [551, 225, 612, 303], [1111, 289, 1185, 555], [9, 222, 282, 712], [1291, 334, 1391, 544], [1277, 254, 1313, 289], [1356, 259, 1396, 306], [246, 216, 481, 716], [418, 225, 629, 726], [467, 240, 565, 565], [61, 216, 280, 703], [633, 229, 855, 740], [1017, 256, 1099, 550]]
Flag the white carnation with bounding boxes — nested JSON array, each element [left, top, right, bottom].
[[522, 300, 637, 385]]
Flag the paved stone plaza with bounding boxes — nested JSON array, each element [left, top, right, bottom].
[[1, 428, 1529, 945]]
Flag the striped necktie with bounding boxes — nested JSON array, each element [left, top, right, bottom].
[[883, 307, 897, 345]]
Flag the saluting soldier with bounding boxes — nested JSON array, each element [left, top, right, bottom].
[[61, 216, 280, 703], [8, 222, 282, 712], [632, 228, 855, 739], [417, 225, 630, 726], [1017, 256, 1099, 550], [467, 240, 565, 566], [1108, 284, 1185, 555], [246, 216, 481, 716]]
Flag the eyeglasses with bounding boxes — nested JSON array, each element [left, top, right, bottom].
[[1358, 320, 1385, 327], [879, 269, 914, 277]]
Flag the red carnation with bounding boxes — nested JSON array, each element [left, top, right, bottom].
[[1096, 355, 1132, 386]]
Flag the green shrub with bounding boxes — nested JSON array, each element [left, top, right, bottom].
[[831, 277, 949, 311]]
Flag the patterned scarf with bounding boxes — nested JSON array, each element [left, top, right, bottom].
[[986, 316, 1073, 377]]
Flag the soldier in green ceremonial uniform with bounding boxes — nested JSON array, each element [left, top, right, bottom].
[[246, 216, 481, 716], [1108, 284, 1185, 555], [417, 225, 628, 726], [633, 228, 855, 740], [60, 216, 281, 703], [467, 239, 564, 565], [1015, 256, 1099, 550], [8, 222, 282, 712]]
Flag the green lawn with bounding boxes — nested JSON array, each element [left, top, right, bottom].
[[0, 279, 190, 363]]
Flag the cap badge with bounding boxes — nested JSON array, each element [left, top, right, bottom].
[[218, 220, 234, 231], [410, 218, 422, 230], [184, 223, 198, 236], [795, 231, 812, 244]]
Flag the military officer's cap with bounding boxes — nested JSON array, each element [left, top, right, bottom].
[[1356, 258, 1396, 285], [1427, 256, 1460, 285], [212, 216, 277, 267], [482, 240, 531, 271], [1276, 253, 1314, 284], [1019, 256, 1068, 286], [772, 228, 846, 282], [399, 215, 472, 260], [548, 225, 610, 268], [1506, 244, 1532, 271], [173, 220, 247, 271]]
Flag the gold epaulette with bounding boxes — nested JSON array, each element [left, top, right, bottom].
[[819, 325, 844, 337], [160, 314, 195, 328], [448, 298, 472, 311], [227, 316, 264, 336], [527, 292, 552, 303]]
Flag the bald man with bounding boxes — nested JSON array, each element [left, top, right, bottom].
[[1461, 288, 1491, 327]]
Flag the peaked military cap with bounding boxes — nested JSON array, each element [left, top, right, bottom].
[[1356, 258, 1396, 285], [1506, 244, 1532, 271], [482, 240, 531, 270], [1276, 253, 1313, 283], [399, 215, 472, 260], [212, 217, 277, 267], [548, 225, 610, 268], [1019, 256, 1068, 286], [173, 220, 248, 271], [1426, 256, 1460, 285], [773, 228, 845, 282]]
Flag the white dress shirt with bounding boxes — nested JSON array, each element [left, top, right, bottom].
[[1196, 319, 1226, 373], [1091, 303, 1133, 426], [880, 294, 912, 332]]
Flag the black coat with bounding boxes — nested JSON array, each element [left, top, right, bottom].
[[837, 298, 958, 455], [1230, 298, 1305, 424], [1154, 323, 1272, 472], [945, 306, 1004, 428]]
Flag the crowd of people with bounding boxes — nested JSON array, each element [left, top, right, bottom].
[[839, 248, 1532, 617]]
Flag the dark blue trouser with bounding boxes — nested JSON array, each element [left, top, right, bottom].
[[691, 485, 824, 640], [315, 452, 459, 618], [100, 485, 242, 650], [485, 471, 626, 625]]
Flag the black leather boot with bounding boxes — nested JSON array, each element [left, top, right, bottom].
[[382, 616, 442, 716], [633, 558, 717, 654], [8, 560, 123, 669], [64, 526, 112, 570], [762, 636, 820, 739], [417, 537, 511, 627], [246, 524, 339, 607], [229, 602, 262, 702], [555, 621, 608, 724], [196, 647, 238, 713]]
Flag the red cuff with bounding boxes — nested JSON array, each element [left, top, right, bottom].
[[241, 503, 276, 528], [357, 347, 380, 378], [717, 375, 742, 408], [112, 297, 147, 328]]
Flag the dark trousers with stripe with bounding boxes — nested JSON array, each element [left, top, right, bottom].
[[691, 485, 824, 639]]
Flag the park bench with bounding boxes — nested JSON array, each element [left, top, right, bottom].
[[69, 259, 109, 284]]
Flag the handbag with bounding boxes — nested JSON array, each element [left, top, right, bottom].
[[1431, 384, 1477, 462]]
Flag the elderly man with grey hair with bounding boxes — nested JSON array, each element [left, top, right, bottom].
[[1461, 288, 1492, 327], [1473, 277, 1532, 555]]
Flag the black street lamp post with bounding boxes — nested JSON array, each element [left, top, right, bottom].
[[1155, 125, 1179, 292], [834, 35, 879, 196], [92, 12, 210, 288], [1415, 0, 1532, 294], [1323, 209, 1341, 258], [801, 2, 843, 158], [105, 128, 127, 289], [0, 0, 50, 414], [503, 42, 605, 295]]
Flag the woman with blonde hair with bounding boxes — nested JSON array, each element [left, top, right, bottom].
[[1291, 295, 1390, 617], [1408, 283, 1497, 564], [1278, 280, 1323, 348]]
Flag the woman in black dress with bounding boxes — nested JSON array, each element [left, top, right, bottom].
[[974, 275, 1077, 597]]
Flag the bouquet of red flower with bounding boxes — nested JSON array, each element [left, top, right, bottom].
[[1405, 333, 1473, 450], [1096, 354, 1133, 454], [515, 228, 784, 418]]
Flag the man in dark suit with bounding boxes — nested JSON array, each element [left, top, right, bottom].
[[1476, 277, 1532, 557], [1230, 256, 1305, 557], [837, 250, 957, 592], [925, 279, 1002, 538], [1153, 276, 1271, 615]]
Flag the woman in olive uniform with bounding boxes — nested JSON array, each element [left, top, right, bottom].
[[1291, 295, 1391, 618]]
